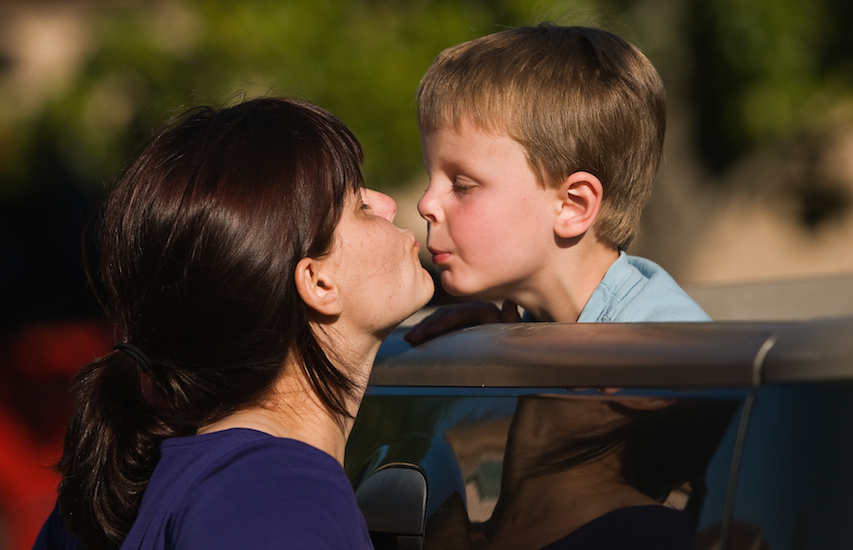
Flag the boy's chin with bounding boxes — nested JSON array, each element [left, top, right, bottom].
[[440, 276, 499, 300], [439, 275, 468, 297]]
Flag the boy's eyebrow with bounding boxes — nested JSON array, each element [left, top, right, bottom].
[[439, 155, 470, 173]]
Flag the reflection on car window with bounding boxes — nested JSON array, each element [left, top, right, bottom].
[[429, 395, 737, 550]]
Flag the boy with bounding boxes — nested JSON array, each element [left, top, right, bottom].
[[405, 24, 708, 345]]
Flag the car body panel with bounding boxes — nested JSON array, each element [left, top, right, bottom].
[[347, 317, 853, 550]]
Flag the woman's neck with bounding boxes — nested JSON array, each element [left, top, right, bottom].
[[197, 356, 369, 465], [197, 404, 349, 464]]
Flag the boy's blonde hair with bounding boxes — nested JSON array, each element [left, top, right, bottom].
[[417, 24, 666, 250]]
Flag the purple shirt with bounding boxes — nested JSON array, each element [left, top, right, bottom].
[[34, 428, 373, 549]]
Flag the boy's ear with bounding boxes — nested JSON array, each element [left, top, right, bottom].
[[294, 257, 343, 317], [554, 171, 603, 239]]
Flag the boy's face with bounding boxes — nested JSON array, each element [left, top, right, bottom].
[[419, 122, 562, 298]]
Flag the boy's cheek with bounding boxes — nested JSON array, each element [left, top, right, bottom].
[[450, 213, 498, 249]]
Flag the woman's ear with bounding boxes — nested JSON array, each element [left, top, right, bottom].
[[295, 257, 343, 317], [554, 171, 603, 239]]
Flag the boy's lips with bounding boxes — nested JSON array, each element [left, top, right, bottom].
[[428, 246, 451, 264]]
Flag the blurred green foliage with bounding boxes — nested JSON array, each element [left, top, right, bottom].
[[2, 0, 853, 198], [686, 0, 853, 173], [0, 0, 585, 196]]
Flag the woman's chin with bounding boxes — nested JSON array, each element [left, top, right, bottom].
[[419, 272, 437, 307], [369, 271, 435, 338], [387, 286, 435, 336]]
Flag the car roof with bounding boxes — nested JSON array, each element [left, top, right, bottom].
[[372, 317, 853, 389]]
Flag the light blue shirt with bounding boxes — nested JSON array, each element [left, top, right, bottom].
[[577, 252, 710, 322]]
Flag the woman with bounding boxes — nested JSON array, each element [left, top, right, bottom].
[[33, 97, 434, 549]]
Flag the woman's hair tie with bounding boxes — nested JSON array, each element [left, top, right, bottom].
[[113, 343, 153, 373]]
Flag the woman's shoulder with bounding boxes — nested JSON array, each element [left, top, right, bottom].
[[162, 428, 359, 523], [124, 428, 371, 550], [164, 427, 342, 469], [174, 428, 351, 498], [164, 429, 371, 549], [146, 428, 348, 506], [542, 505, 695, 550]]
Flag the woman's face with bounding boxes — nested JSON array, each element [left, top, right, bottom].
[[326, 188, 434, 335]]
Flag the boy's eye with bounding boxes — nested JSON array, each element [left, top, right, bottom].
[[452, 180, 473, 194]]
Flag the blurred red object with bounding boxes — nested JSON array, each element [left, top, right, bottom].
[[10, 320, 112, 379], [0, 319, 111, 550]]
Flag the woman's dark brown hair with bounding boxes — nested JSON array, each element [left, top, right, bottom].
[[56, 97, 364, 549]]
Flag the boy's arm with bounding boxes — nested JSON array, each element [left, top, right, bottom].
[[403, 299, 521, 345]]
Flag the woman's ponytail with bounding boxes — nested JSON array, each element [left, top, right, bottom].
[[56, 351, 179, 549]]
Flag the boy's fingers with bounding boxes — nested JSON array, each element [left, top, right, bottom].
[[404, 302, 502, 345], [500, 299, 522, 322], [403, 307, 456, 344]]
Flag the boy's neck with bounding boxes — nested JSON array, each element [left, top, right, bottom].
[[513, 241, 619, 323]]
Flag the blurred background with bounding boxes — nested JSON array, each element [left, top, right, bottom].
[[0, 0, 852, 548]]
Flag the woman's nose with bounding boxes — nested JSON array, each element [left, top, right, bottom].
[[363, 188, 397, 222]]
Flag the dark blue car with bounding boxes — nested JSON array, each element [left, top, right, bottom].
[[346, 311, 853, 550]]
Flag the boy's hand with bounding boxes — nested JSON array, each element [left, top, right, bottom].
[[404, 299, 521, 346]]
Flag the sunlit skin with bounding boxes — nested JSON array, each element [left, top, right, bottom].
[[200, 188, 434, 463], [326, 188, 435, 340], [418, 121, 618, 324]]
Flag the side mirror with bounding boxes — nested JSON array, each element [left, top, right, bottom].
[[355, 463, 427, 550]]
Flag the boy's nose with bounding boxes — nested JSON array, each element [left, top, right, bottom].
[[363, 188, 397, 222], [417, 184, 438, 223]]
